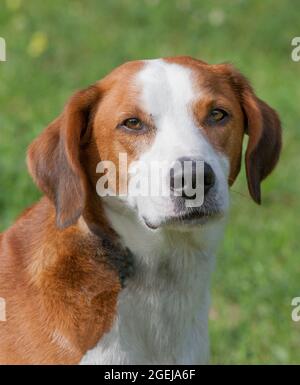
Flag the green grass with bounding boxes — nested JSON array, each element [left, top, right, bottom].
[[1, 0, 300, 364]]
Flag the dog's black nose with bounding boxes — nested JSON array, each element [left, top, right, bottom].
[[203, 162, 215, 195], [170, 157, 215, 199]]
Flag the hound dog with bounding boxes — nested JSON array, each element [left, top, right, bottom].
[[0, 56, 281, 364]]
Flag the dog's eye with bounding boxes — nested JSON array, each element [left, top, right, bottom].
[[208, 108, 228, 124], [122, 118, 143, 131]]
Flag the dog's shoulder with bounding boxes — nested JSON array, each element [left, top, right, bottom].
[[0, 197, 134, 364]]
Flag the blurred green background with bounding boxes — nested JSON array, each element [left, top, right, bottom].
[[0, 0, 300, 364]]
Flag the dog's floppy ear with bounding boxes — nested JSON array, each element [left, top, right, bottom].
[[218, 65, 282, 204], [27, 85, 100, 228], [242, 93, 282, 204]]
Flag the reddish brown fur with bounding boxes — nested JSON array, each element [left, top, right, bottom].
[[0, 198, 121, 364], [0, 57, 281, 364]]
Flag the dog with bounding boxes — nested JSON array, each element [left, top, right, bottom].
[[0, 56, 281, 364]]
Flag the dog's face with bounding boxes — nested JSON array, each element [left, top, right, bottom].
[[28, 57, 281, 230]]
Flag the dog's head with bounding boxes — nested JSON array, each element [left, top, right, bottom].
[[27, 57, 281, 230]]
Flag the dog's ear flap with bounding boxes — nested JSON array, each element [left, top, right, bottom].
[[242, 94, 282, 204], [217, 65, 282, 204], [27, 85, 100, 228]]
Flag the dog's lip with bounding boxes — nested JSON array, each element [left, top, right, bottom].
[[143, 220, 160, 230], [143, 210, 223, 230]]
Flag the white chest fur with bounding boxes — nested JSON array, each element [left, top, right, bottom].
[[81, 203, 225, 364]]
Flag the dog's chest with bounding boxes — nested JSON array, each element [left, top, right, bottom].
[[81, 243, 213, 364], [80, 204, 222, 364]]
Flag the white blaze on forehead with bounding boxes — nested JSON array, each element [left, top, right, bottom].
[[136, 59, 196, 119], [134, 59, 209, 163]]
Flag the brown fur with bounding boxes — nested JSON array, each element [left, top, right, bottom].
[[0, 64, 141, 364], [0, 198, 124, 364]]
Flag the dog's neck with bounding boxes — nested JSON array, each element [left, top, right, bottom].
[[81, 198, 226, 364]]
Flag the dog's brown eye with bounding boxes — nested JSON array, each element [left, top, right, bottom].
[[208, 108, 228, 124], [123, 118, 143, 130]]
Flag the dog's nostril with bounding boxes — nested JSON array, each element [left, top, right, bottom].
[[204, 162, 215, 194], [170, 158, 215, 198], [170, 169, 195, 195], [170, 168, 175, 192]]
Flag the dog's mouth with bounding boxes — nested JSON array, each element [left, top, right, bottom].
[[143, 208, 223, 230]]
